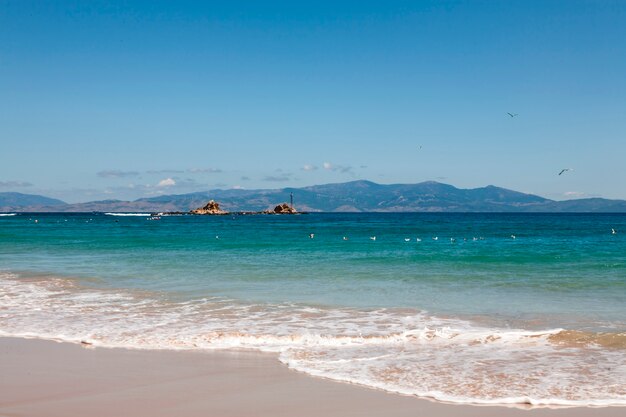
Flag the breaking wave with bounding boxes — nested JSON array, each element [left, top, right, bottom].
[[104, 213, 152, 216], [1, 272, 624, 407]]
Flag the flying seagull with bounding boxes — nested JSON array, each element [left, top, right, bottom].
[[558, 168, 574, 176], [507, 112, 519, 118]]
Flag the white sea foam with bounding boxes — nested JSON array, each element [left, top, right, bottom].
[[104, 213, 151, 216], [1, 272, 624, 407], [0, 213, 16, 216]]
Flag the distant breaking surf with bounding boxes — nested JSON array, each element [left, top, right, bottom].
[[104, 213, 151, 217]]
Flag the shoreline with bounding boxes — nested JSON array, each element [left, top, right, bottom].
[[1, 337, 624, 417]]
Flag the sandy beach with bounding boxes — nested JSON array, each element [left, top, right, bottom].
[[0, 337, 623, 417]]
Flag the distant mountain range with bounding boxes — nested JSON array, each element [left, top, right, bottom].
[[0, 192, 66, 211], [2, 181, 626, 213]]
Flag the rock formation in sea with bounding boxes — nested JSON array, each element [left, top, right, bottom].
[[190, 200, 228, 215], [268, 203, 297, 214]]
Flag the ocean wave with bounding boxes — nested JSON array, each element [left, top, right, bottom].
[[104, 213, 152, 216], [0, 213, 17, 216], [1, 272, 624, 407]]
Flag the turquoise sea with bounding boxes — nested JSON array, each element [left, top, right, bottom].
[[1, 212, 625, 406]]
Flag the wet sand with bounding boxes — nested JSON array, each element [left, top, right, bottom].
[[0, 337, 623, 417]]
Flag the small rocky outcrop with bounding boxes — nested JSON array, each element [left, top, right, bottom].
[[270, 203, 297, 214], [190, 200, 228, 215]]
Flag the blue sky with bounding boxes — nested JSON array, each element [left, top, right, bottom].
[[1, 0, 625, 203]]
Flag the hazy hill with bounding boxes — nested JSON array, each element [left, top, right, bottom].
[[0, 192, 66, 212], [9, 180, 626, 213]]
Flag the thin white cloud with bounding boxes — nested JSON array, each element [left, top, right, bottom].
[[263, 175, 291, 182], [0, 180, 33, 187], [55, 178, 207, 202], [146, 169, 185, 174], [323, 162, 353, 174], [564, 191, 586, 198], [97, 170, 140, 178], [188, 168, 222, 174], [302, 164, 318, 171], [157, 178, 176, 187]]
